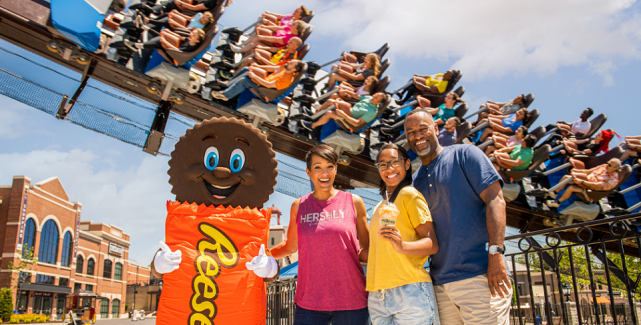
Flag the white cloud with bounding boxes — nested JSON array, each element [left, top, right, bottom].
[[0, 149, 173, 265], [222, 0, 641, 83], [589, 61, 617, 86], [0, 99, 29, 138]]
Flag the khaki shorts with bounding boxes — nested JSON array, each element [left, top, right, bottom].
[[434, 274, 512, 325]]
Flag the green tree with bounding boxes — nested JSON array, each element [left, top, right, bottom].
[[602, 251, 641, 300], [6, 247, 37, 288], [514, 241, 641, 300], [0, 287, 13, 322]]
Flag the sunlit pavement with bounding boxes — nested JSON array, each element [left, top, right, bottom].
[[94, 317, 156, 324]]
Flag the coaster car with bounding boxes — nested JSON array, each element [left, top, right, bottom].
[[320, 94, 392, 165], [235, 63, 309, 135], [549, 165, 633, 227], [48, 0, 127, 63]]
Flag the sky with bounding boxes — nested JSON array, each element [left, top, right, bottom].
[[1, 0, 641, 263]]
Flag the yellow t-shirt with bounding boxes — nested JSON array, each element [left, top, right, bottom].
[[366, 187, 433, 292], [425, 73, 449, 93]]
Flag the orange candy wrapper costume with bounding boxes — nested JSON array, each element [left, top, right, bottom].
[[156, 201, 271, 325]]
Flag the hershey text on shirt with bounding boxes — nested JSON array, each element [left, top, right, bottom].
[[300, 210, 345, 224]]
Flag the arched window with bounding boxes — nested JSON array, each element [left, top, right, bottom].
[[100, 299, 109, 318], [111, 299, 120, 318], [76, 255, 84, 274], [103, 259, 112, 279], [61, 232, 73, 267], [87, 258, 95, 276], [22, 218, 36, 258], [39, 220, 59, 264], [114, 263, 123, 281]]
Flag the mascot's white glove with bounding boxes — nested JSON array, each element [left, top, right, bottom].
[[154, 241, 182, 274], [246, 244, 278, 278]]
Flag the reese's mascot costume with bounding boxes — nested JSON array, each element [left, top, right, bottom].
[[153, 117, 280, 325]]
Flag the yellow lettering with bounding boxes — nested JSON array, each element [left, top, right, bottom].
[[188, 223, 240, 324], [198, 223, 240, 267], [196, 254, 220, 280], [191, 275, 217, 317], [189, 312, 213, 325]]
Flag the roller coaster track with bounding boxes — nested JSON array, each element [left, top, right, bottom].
[[1, 0, 638, 257], [0, 0, 380, 189]]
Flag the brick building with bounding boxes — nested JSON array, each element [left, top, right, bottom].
[[0, 176, 150, 320], [267, 206, 297, 267]]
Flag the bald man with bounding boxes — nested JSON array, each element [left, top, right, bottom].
[[405, 108, 512, 325]]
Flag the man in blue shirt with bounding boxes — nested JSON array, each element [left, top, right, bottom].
[[405, 108, 512, 325], [436, 116, 460, 147]]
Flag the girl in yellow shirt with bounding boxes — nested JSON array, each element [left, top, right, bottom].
[[367, 143, 440, 324]]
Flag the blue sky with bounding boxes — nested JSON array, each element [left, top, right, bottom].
[[1, 0, 641, 263]]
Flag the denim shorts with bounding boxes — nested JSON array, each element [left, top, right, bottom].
[[293, 305, 369, 325], [368, 282, 440, 325]]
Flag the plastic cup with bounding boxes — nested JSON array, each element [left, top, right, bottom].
[[378, 201, 400, 230]]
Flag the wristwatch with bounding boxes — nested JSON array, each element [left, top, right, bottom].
[[488, 245, 505, 255]]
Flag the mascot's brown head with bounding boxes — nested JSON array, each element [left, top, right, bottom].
[[168, 117, 278, 209]]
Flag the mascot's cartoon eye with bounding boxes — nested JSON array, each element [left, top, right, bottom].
[[230, 148, 245, 173], [204, 147, 219, 170]]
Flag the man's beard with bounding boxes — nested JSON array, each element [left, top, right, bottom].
[[416, 142, 432, 157]]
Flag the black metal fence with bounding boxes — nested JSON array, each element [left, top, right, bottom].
[[511, 303, 635, 325], [266, 277, 297, 325], [506, 212, 641, 325], [264, 213, 641, 325]]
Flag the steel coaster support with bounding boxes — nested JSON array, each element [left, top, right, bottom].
[[143, 100, 173, 156], [469, 121, 489, 134], [391, 80, 413, 95], [56, 59, 97, 119], [319, 57, 341, 68], [528, 238, 559, 271], [463, 106, 488, 120], [591, 245, 638, 294], [391, 99, 418, 113], [477, 139, 494, 150]]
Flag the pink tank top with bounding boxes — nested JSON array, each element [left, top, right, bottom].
[[295, 191, 367, 311]]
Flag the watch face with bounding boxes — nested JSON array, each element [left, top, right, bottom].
[[489, 246, 497, 254]]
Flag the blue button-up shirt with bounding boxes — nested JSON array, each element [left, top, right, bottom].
[[413, 144, 503, 285]]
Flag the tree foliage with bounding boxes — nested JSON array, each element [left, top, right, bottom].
[[0, 288, 13, 322], [513, 241, 641, 301], [6, 247, 37, 289]]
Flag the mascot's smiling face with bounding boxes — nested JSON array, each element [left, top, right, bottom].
[[168, 117, 278, 209]]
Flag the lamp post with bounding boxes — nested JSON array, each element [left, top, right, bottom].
[[14, 273, 29, 312], [562, 283, 572, 302], [132, 283, 138, 311]]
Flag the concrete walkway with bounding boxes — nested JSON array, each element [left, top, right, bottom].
[[94, 317, 156, 325]]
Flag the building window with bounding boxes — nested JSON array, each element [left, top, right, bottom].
[[74, 283, 82, 291], [100, 299, 109, 318], [17, 294, 27, 311], [35, 275, 55, 285], [517, 284, 524, 296], [61, 232, 73, 267], [111, 299, 120, 318], [87, 258, 95, 276], [22, 218, 36, 258], [271, 238, 275, 245], [85, 284, 93, 292], [39, 219, 60, 264], [76, 255, 84, 274], [103, 260, 112, 279], [115, 263, 123, 281], [59, 278, 69, 287]]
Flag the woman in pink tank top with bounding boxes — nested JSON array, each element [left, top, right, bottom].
[[271, 144, 370, 325]]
